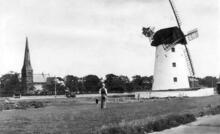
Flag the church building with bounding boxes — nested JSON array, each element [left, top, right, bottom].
[[21, 37, 49, 94]]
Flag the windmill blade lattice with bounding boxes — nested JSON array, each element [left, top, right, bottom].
[[183, 46, 195, 76], [169, 0, 182, 28]]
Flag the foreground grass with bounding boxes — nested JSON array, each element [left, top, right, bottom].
[[98, 113, 196, 134], [0, 95, 220, 134], [97, 105, 220, 134]]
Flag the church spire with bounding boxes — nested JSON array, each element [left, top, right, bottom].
[[21, 37, 33, 94], [22, 37, 32, 70]]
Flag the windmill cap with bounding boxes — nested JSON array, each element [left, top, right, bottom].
[[150, 26, 186, 47]]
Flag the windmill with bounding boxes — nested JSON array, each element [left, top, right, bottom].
[[142, 0, 199, 90]]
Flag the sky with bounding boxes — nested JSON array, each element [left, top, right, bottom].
[[0, 0, 219, 78]]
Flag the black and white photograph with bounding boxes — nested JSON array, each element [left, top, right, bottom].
[[0, 0, 220, 133]]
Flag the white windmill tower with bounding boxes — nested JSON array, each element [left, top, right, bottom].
[[142, 0, 199, 90]]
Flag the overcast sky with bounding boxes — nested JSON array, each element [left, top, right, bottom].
[[0, 0, 219, 78]]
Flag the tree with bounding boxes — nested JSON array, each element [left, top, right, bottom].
[[64, 75, 79, 93], [0, 72, 21, 97], [131, 75, 142, 91], [42, 77, 65, 95], [131, 75, 153, 91], [198, 76, 217, 87], [84, 75, 101, 93], [77, 77, 86, 93], [119, 75, 131, 92], [141, 76, 153, 91], [104, 74, 130, 93]]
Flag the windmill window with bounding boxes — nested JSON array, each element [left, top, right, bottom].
[[171, 48, 175, 52], [172, 62, 176, 67], [173, 77, 178, 82]]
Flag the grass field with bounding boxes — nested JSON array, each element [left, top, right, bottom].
[[0, 95, 220, 134]]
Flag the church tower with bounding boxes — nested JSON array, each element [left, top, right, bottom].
[[21, 37, 33, 94]]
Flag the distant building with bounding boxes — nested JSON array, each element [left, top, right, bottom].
[[33, 73, 50, 91], [21, 37, 49, 94]]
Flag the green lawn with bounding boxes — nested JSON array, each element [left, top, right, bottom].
[[0, 95, 220, 134]]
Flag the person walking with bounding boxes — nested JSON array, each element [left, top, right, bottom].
[[99, 83, 108, 109]]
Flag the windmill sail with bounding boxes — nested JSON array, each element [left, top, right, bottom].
[[168, 0, 196, 77], [169, 0, 182, 28], [162, 0, 184, 51], [142, 27, 155, 43], [186, 28, 199, 41], [183, 46, 195, 76]]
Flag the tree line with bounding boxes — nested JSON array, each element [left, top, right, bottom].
[[0, 71, 219, 97], [43, 74, 153, 95]]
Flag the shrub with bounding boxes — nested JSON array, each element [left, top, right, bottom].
[[97, 113, 196, 134], [200, 105, 220, 116], [0, 100, 45, 111], [15, 101, 44, 109]]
